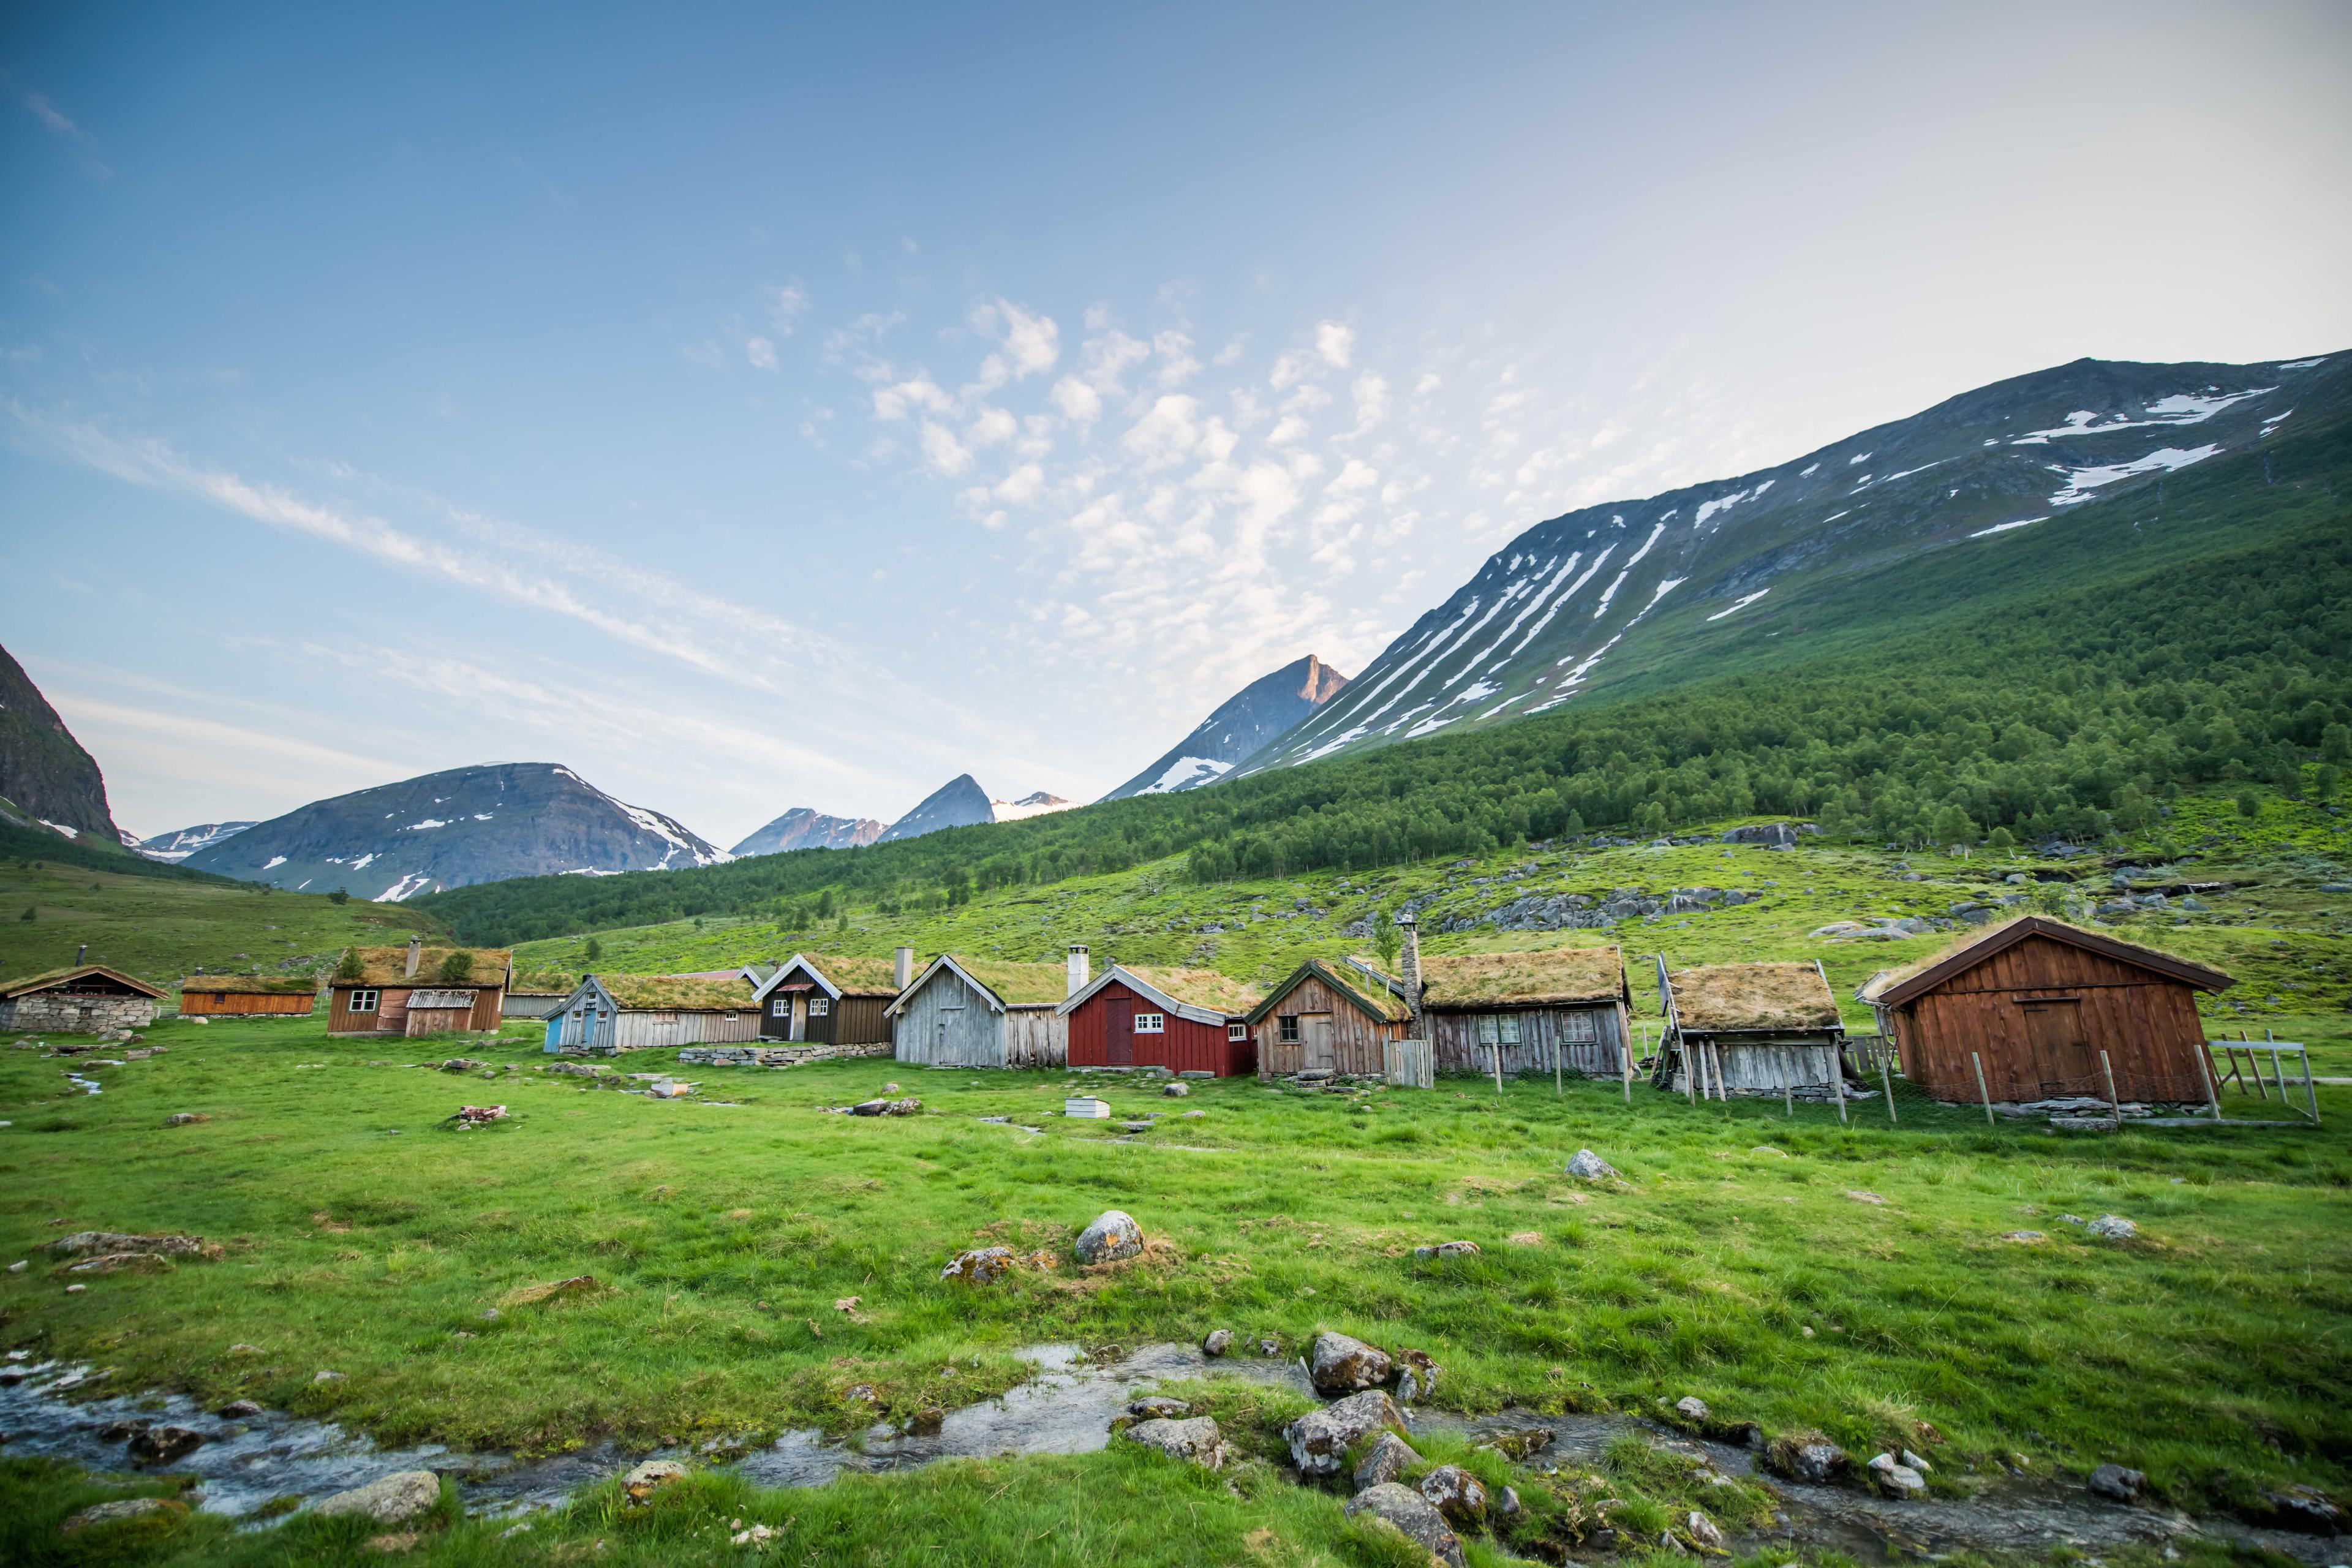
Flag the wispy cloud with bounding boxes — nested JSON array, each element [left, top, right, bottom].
[[24, 92, 110, 178]]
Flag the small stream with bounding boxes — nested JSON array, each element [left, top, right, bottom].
[[0, 1351, 2339, 1561]]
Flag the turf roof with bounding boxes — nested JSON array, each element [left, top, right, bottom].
[[943, 957, 1070, 1008], [337, 946, 513, 988], [0, 963, 167, 1000], [1667, 961, 1840, 1033], [1119, 965, 1264, 1017], [583, 974, 756, 1011], [792, 953, 906, 997], [1419, 946, 1627, 1008]]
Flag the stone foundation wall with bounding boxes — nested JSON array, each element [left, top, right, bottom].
[[676, 1042, 894, 1068], [0, 994, 157, 1035]]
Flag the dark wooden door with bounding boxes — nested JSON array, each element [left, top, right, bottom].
[[2020, 999, 2089, 1093], [1107, 1004, 1133, 1065]]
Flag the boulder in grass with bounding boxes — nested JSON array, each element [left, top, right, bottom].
[[1284, 1389, 1404, 1476], [1418, 1464, 1489, 1524], [1122, 1415, 1224, 1469], [312, 1470, 442, 1525], [1310, 1331, 1392, 1396], [1765, 1430, 1849, 1484], [2261, 1486, 2347, 1535], [1566, 1149, 1618, 1181], [1393, 1348, 1441, 1404], [1200, 1329, 1233, 1357], [1412, 1241, 1480, 1262], [1074, 1210, 1144, 1265], [2086, 1215, 2137, 1240], [1352, 1431, 1420, 1492], [940, 1247, 1016, 1285], [1868, 1453, 1927, 1498], [1344, 1483, 1466, 1568], [1687, 1511, 1726, 1550], [2088, 1463, 2145, 1502], [60, 1497, 184, 1534], [1675, 1395, 1711, 1425], [1125, 1396, 1191, 1422]]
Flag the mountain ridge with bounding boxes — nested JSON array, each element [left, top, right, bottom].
[[1101, 654, 1351, 801], [0, 643, 125, 848], [729, 808, 884, 858]]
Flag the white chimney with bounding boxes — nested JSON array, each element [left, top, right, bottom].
[[1397, 916, 1423, 1035], [894, 945, 914, 990], [404, 935, 422, 978], [1067, 944, 1091, 998]]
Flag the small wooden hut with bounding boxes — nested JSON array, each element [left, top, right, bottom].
[[502, 969, 576, 1020], [1061, 958, 1262, 1076], [326, 938, 512, 1036], [887, 953, 1069, 1068], [0, 965, 165, 1033], [1417, 946, 1632, 1078], [1858, 915, 2232, 1104], [1246, 957, 1414, 1077], [546, 973, 761, 1053], [177, 975, 318, 1018], [1657, 959, 1846, 1098], [751, 949, 909, 1046]]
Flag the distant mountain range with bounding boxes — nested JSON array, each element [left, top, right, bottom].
[[875, 775, 1077, 843], [0, 643, 124, 847], [184, 762, 729, 900], [1245, 350, 2349, 774], [1101, 654, 1350, 801], [729, 807, 884, 857], [129, 821, 256, 862]]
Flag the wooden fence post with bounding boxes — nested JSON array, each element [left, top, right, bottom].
[[1880, 1052, 1898, 1125], [1493, 1039, 1505, 1098], [2302, 1048, 2321, 1126], [1972, 1052, 1994, 1128], [2099, 1048, 2121, 1128], [1831, 1054, 1847, 1125], [2196, 1041, 2223, 1123], [1554, 1030, 1562, 1099]]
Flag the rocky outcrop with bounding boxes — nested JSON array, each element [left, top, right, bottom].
[[728, 807, 884, 857], [0, 641, 123, 845], [1285, 1389, 1404, 1476], [1122, 1416, 1225, 1468], [1309, 1332, 1392, 1395]]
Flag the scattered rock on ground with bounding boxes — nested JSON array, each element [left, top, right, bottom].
[[940, 1246, 1017, 1284], [1566, 1149, 1618, 1181], [312, 1470, 442, 1524], [1163, 1081, 1189, 1097], [1286, 1389, 1404, 1476], [60, 1497, 184, 1533], [1123, 1415, 1226, 1468], [1419, 1464, 1489, 1523], [48, 1231, 206, 1260], [2261, 1486, 2347, 1534], [906, 1406, 944, 1436], [165, 1113, 207, 1126], [1687, 1510, 1726, 1548], [1344, 1483, 1467, 1568], [218, 1400, 263, 1419], [2086, 1215, 2137, 1240], [1495, 1485, 1523, 1520], [312, 1370, 345, 1383], [1074, 1210, 1145, 1264], [1126, 1396, 1191, 1421], [1868, 1452, 1928, 1498], [623, 1460, 688, 1499], [1766, 1431, 1850, 1484], [1675, 1395, 1711, 1425], [1394, 1348, 1441, 1403], [1310, 1331, 1392, 1396], [439, 1059, 486, 1072], [848, 1098, 921, 1117], [2089, 1463, 2144, 1501], [1999, 1231, 2047, 1244], [1255, 1336, 1281, 1357], [364, 1532, 420, 1554], [1412, 1240, 1480, 1261], [127, 1425, 206, 1463], [1200, 1329, 1232, 1357], [1353, 1431, 1420, 1491]]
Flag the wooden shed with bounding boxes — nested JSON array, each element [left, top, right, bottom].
[[1061, 959, 1262, 1077], [1858, 916, 2233, 1104], [177, 975, 318, 1017], [752, 949, 910, 1045], [0, 965, 165, 1034], [546, 974, 762, 1053], [1657, 959, 1846, 1098], [327, 938, 511, 1036], [502, 969, 576, 1021], [1247, 957, 1414, 1078], [1417, 946, 1631, 1079], [887, 953, 1069, 1069]]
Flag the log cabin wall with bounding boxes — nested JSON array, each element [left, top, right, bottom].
[[1253, 973, 1398, 1078], [1429, 1004, 1624, 1077], [1005, 1006, 1068, 1069], [1890, 933, 2210, 1102]]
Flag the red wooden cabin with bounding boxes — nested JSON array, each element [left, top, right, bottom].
[[1058, 959, 1262, 1077]]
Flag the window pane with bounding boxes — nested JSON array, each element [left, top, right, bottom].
[[1499, 1015, 1521, 1045]]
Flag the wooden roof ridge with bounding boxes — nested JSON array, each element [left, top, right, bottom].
[[886, 954, 1066, 1014], [756, 951, 905, 1003], [1245, 957, 1414, 1025], [1868, 914, 2234, 1008], [0, 964, 167, 1001], [1060, 963, 1262, 1021]]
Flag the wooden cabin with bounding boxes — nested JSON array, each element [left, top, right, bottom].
[[1657, 959, 1845, 1098], [177, 975, 317, 1017], [502, 970, 575, 1020], [327, 938, 512, 1037], [1248, 957, 1414, 1077], [751, 949, 909, 1045], [888, 952, 1069, 1069], [1858, 915, 2232, 1104], [0, 965, 165, 1033], [1416, 946, 1631, 1078], [1060, 954, 1262, 1077], [546, 974, 762, 1053]]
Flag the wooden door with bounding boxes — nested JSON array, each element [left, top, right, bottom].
[[1107, 1004, 1134, 1065], [1303, 1014, 1335, 1072], [2019, 998, 2090, 1093], [789, 996, 806, 1041]]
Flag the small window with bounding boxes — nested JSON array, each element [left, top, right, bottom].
[[1564, 1011, 1597, 1043], [649, 1011, 677, 1025], [349, 989, 379, 1014], [1279, 1016, 1300, 1043], [1227, 1022, 1246, 1041], [1499, 1014, 1522, 1046], [810, 998, 829, 1017], [1134, 1012, 1165, 1034], [1476, 1015, 1497, 1045], [772, 998, 789, 1017]]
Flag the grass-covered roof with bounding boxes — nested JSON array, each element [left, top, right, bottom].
[[1121, 965, 1264, 1017], [589, 974, 755, 1011], [0, 964, 167, 1001], [946, 957, 1069, 1008], [338, 946, 513, 988], [179, 974, 318, 995], [1668, 961, 1839, 1033], [796, 953, 905, 997], [1420, 946, 1626, 1008]]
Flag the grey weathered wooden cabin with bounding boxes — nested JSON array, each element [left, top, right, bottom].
[[546, 973, 762, 1054], [1655, 958, 1847, 1098], [751, 949, 909, 1045], [887, 953, 1069, 1068]]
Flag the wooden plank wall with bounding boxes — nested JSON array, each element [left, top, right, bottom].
[[1005, 1008, 1068, 1069], [1891, 933, 2209, 1101], [837, 995, 895, 1047], [180, 991, 315, 1016], [1672, 1036, 1841, 1094], [894, 969, 1008, 1068], [1430, 1005, 1625, 1078], [1253, 973, 1397, 1077]]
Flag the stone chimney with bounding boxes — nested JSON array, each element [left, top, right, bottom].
[[1397, 916, 1423, 1035], [1067, 944, 1091, 998], [404, 936, 422, 978], [894, 945, 914, 990]]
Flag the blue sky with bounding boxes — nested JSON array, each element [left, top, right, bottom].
[[5, 1, 2350, 845]]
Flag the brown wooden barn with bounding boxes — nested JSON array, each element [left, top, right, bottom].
[[178, 975, 318, 1017], [1060, 959, 1262, 1076], [1859, 916, 2233, 1104], [751, 949, 909, 1046], [0, 964, 165, 1033], [1247, 957, 1413, 1077], [1657, 959, 1847, 1098], [327, 937, 511, 1036]]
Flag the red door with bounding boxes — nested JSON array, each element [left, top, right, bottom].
[[1107, 1002, 1134, 1065]]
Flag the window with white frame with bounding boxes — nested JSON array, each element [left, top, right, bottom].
[[810, 998, 829, 1017], [1133, 1012, 1165, 1034], [1227, 1022, 1246, 1041], [772, 998, 789, 1017], [348, 988, 379, 1014]]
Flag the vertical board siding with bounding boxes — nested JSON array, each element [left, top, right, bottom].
[[1005, 1008, 1068, 1069], [894, 970, 1007, 1068], [838, 996, 894, 1047], [1671, 1037, 1841, 1094], [1253, 974, 1399, 1078], [1890, 933, 2212, 1102], [1068, 980, 1253, 1076], [1430, 1005, 1625, 1078], [180, 991, 317, 1017]]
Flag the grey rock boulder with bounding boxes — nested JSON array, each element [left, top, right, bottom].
[[623, 1459, 688, 1499], [1310, 1331, 1392, 1396], [1345, 1483, 1467, 1568], [2086, 1215, 2137, 1240], [1074, 1210, 1145, 1264], [1412, 1240, 1480, 1261], [312, 1469, 442, 1524], [1566, 1149, 1618, 1181], [1393, 1348, 1441, 1404], [2088, 1463, 2145, 1502], [1201, 1329, 1233, 1357], [1419, 1463, 1489, 1523], [61, 1497, 183, 1533], [1687, 1510, 1727, 1549], [1868, 1452, 1927, 1498], [940, 1246, 1016, 1284], [1353, 1430, 1420, 1492], [1123, 1415, 1225, 1468], [1285, 1389, 1404, 1476], [1675, 1395, 1711, 1425]]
